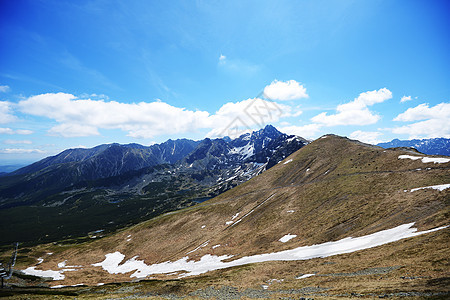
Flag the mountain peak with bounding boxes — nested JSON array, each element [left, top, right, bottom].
[[259, 124, 281, 136]]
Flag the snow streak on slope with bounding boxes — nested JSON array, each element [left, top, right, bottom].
[[283, 159, 293, 165], [398, 155, 450, 164], [406, 183, 450, 193], [92, 223, 447, 279]]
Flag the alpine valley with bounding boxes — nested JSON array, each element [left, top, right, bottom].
[[0, 125, 307, 246], [0, 129, 449, 299]]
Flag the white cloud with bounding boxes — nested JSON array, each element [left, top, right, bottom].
[[280, 123, 322, 139], [355, 88, 392, 106], [0, 85, 10, 93], [263, 80, 308, 101], [18, 92, 297, 140], [0, 128, 14, 134], [0, 101, 17, 123], [0, 148, 44, 154], [349, 130, 385, 145], [16, 129, 34, 135], [312, 109, 379, 126], [400, 95, 412, 103], [392, 102, 450, 138], [393, 102, 450, 122], [48, 123, 100, 138], [392, 119, 450, 138], [0, 128, 33, 135], [207, 98, 291, 138], [19, 93, 212, 139], [219, 54, 226, 62], [3, 139, 32, 145], [311, 88, 392, 126]]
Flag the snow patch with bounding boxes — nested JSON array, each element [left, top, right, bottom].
[[212, 244, 221, 249], [398, 155, 450, 164], [229, 143, 255, 160], [51, 283, 85, 289], [23, 258, 83, 280], [225, 175, 236, 182], [58, 261, 66, 268], [279, 234, 297, 243], [283, 159, 293, 165], [286, 137, 296, 143], [22, 267, 66, 280], [225, 221, 233, 225], [422, 157, 450, 163], [296, 273, 315, 279], [92, 223, 447, 279], [287, 210, 295, 213], [57, 260, 82, 269], [409, 183, 450, 193], [201, 225, 206, 229]]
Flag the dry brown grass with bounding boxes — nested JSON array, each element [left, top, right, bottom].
[[7, 135, 449, 298]]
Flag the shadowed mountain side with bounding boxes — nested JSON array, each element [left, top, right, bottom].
[[0, 126, 308, 245]]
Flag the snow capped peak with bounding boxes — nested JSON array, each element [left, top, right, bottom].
[[241, 133, 251, 140], [229, 143, 255, 160]]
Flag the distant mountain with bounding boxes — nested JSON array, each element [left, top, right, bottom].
[[377, 138, 450, 156], [0, 164, 28, 175], [179, 125, 308, 195], [0, 125, 307, 245], [12, 139, 200, 177]]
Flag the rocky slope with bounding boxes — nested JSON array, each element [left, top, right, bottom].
[[9, 135, 449, 298]]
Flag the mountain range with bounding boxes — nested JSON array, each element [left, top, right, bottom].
[[377, 137, 450, 156], [0, 125, 308, 245], [7, 134, 449, 298]]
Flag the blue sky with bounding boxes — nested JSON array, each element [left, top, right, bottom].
[[0, 0, 449, 164]]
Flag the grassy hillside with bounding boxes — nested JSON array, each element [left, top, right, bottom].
[[3, 135, 449, 298]]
